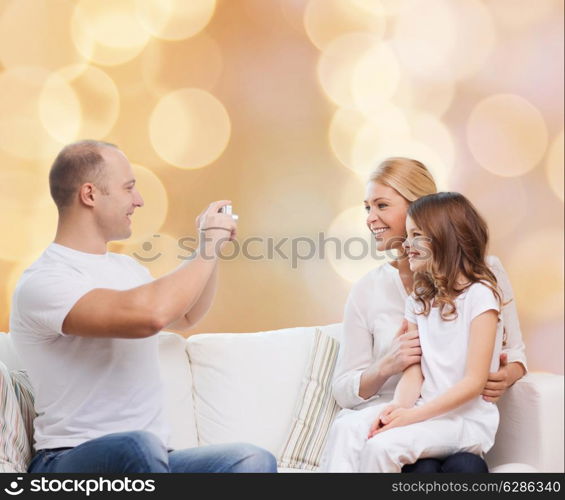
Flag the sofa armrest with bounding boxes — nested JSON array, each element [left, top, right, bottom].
[[486, 372, 564, 472]]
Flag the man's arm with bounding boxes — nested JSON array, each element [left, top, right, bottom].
[[63, 201, 234, 339], [165, 263, 219, 336]]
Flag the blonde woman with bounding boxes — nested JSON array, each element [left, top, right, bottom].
[[321, 158, 527, 473]]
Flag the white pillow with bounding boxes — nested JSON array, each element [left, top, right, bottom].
[[0, 332, 24, 371], [158, 332, 198, 450], [187, 327, 316, 456]]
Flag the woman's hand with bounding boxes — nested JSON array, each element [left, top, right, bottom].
[[482, 353, 524, 403], [381, 320, 422, 377], [368, 406, 420, 438]]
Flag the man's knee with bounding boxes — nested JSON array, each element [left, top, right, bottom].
[[103, 431, 168, 472], [229, 444, 277, 473], [107, 430, 165, 453]]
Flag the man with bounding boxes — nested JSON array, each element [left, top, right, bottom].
[[10, 140, 277, 473]]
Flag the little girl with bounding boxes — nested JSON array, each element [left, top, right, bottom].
[[320, 192, 503, 472]]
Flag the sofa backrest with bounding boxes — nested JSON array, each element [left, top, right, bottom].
[[0, 332, 24, 371], [186, 324, 342, 457]]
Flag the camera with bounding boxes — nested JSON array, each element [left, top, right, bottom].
[[220, 205, 239, 221]]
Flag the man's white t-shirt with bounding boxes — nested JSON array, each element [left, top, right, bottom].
[[10, 243, 170, 451]]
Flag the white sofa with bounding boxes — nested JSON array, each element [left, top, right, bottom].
[[1, 324, 563, 473]]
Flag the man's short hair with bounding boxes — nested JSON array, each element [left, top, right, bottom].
[[49, 140, 118, 211]]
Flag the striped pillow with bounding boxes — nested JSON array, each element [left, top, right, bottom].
[[10, 370, 36, 451], [278, 328, 341, 470], [0, 362, 32, 472]]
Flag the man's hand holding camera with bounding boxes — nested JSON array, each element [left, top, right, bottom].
[[196, 200, 238, 258]]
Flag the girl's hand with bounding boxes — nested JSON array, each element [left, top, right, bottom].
[[368, 407, 420, 438], [367, 403, 401, 438], [382, 320, 422, 377]]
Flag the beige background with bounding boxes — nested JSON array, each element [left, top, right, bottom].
[[0, 0, 563, 374]]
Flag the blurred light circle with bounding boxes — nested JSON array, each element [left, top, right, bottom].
[[392, 0, 495, 81], [53, 65, 121, 140], [467, 94, 548, 177], [280, 0, 308, 32], [487, 0, 556, 31], [327, 206, 392, 283], [317, 33, 379, 108], [71, 0, 151, 66], [0, 0, 86, 70], [352, 43, 400, 114], [149, 88, 231, 169], [393, 74, 455, 117], [410, 112, 455, 172], [329, 108, 368, 169], [344, 104, 412, 176], [443, 0, 496, 80], [0, 67, 71, 160], [120, 233, 182, 278], [507, 230, 564, 322], [546, 130, 564, 202], [135, 0, 216, 41], [304, 0, 386, 51], [467, 176, 527, 242], [141, 34, 223, 96], [392, 0, 455, 78], [377, 0, 412, 17], [0, 170, 56, 261], [38, 73, 82, 144], [129, 164, 169, 243], [353, 137, 451, 190]]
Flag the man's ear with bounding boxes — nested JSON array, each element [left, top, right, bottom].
[[79, 183, 97, 208]]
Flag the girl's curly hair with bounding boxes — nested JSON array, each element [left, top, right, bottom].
[[407, 192, 503, 321]]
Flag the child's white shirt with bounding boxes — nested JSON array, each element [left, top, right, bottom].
[[405, 282, 502, 442]]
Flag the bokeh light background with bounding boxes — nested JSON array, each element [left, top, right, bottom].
[[0, 0, 563, 374]]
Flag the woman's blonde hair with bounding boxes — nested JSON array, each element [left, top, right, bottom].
[[369, 157, 437, 202]]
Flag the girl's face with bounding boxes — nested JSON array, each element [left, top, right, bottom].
[[364, 181, 409, 252], [404, 215, 432, 273]]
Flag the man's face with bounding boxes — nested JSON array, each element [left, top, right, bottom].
[[94, 147, 144, 242]]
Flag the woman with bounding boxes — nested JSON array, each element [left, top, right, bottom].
[[325, 158, 527, 473]]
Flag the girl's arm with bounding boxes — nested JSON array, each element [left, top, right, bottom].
[[368, 325, 423, 438], [391, 325, 424, 408], [374, 309, 498, 434]]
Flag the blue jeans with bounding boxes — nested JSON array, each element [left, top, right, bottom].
[[402, 452, 489, 473], [28, 431, 278, 473]]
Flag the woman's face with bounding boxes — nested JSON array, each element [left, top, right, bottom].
[[404, 215, 433, 273], [364, 181, 410, 253]]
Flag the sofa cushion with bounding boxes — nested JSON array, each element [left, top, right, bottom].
[[278, 328, 341, 470], [0, 361, 32, 472], [186, 327, 317, 456], [158, 332, 198, 450]]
